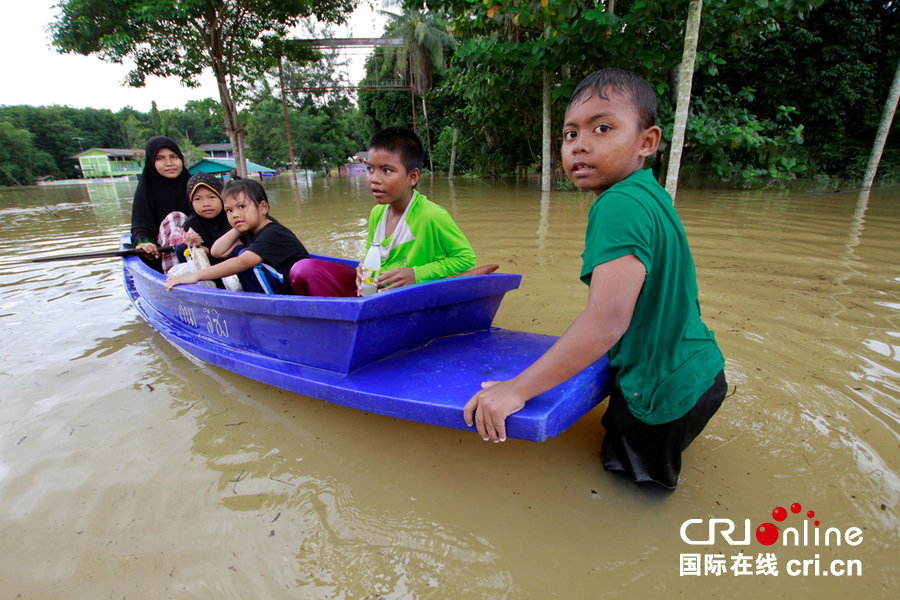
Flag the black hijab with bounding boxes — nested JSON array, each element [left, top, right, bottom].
[[131, 136, 192, 245], [183, 172, 231, 249]]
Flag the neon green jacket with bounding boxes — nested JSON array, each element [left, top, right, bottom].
[[366, 190, 476, 282]]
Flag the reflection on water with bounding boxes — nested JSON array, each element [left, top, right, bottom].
[[0, 175, 898, 597]]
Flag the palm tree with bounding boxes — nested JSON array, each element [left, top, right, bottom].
[[377, 2, 457, 170], [379, 1, 456, 95]]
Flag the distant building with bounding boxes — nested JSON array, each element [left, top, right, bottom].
[[197, 143, 248, 159], [72, 148, 145, 178], [187, 157, 276, 177]]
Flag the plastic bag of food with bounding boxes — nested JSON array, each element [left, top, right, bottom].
[[166, 248, 216, 288]]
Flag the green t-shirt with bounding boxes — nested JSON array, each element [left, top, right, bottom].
[[366, 190, 476, 283], [580, 169, 724, 425]]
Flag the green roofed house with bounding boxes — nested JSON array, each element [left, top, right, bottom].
[[187, 157, 277, 177], [72, 148, 145, 179]]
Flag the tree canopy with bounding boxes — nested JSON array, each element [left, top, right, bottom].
[[5, 0, 896, 188], [0, 103, 228, 182], [50, 0, 357, 176]]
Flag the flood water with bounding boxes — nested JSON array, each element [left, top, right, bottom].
[[1, 174, 898, 598]]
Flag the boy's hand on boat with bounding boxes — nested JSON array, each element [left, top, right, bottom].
[[464, 380, 528, 443], [164, 272, 198, 291], [376, 267, 415, 290]]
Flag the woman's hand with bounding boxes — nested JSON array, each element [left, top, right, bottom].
[[165, 272, 198, 291], [137, 242, 159, 258], [376, 267, 415, 290], [183, 228, 203, 247]]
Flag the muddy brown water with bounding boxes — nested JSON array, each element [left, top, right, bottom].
[[0, 175, 897, 598]]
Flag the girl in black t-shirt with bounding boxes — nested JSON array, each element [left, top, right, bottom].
[[164, 179, 310, 294]]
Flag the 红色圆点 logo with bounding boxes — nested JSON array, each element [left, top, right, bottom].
[[679, 502, 864, 577]]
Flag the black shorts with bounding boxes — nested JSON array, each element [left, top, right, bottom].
[[600, 369, 727, 490]]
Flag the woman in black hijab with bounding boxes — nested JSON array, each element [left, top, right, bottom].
[[131, 136, 192, 272]]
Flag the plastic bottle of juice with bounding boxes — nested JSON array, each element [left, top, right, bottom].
[[360, 242, 382, 297]]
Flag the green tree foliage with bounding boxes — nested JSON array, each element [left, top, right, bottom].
[[358, 49, 415, 132], [0, 105, 124, 178], [51, 0, 357, 177], [357, 26, 458, 171], [0, 101, 228, 183], [132, 100, 228, 154], [0, 121, 57, 185], [292, 102, 360, 174], [184, 99, 227, 142], [664, 86, 807, 185], [247, 83, 292, 169], [709, 0, 900, 181], [413, 0, 824, 183], [119, 114, 145, 150], [380, 5, 457, 170], [246, 25, 368, 174], [279, 23, 356, 109], [147, 102, 164, 138], [379, 2, 457, 96]]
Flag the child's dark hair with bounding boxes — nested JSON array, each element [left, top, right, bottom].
[[222, 178, 278, 222], [568, 69, 658, 131], [223, 178, 268, 205], [368, 126, 425, 174]]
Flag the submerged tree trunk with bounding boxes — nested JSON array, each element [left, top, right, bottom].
[[541, 69, 552, 192], [449, 127, 458, 179], [664, 0, 703, 203], [863, 58, 900, 189]]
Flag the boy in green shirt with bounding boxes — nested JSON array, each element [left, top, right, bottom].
[[290, 126, 476, 296], [464, 69, 726, 489], [361, 127, 476, 288]]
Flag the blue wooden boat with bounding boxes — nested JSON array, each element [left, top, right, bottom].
[[121, 235, 612, 441]]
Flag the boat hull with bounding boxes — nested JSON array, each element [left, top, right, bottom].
[[122, 236, 612, 441]]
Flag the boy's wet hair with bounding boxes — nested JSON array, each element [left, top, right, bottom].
[[568, 69, 657, 130], [368, 126, 425, 174]]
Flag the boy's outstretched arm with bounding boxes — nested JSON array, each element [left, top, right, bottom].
[[463, 254, 645, 442]]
